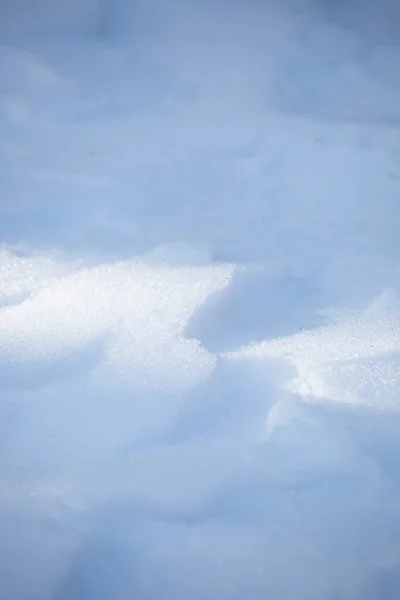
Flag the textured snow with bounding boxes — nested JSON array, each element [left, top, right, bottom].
[[1, 1, 400, 599]]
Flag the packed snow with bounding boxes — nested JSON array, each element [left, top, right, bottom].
[[1, 1, 400, 598]]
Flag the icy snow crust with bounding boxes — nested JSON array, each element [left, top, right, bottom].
[[1, 1, 400, 599]]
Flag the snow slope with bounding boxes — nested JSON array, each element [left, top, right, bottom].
[[1, 1, 400, 598]]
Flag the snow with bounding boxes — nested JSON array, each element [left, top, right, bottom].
[[1, 1, 400, 598]]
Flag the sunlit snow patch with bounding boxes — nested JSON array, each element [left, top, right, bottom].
[[0, 246, 234, 392], [0, 246, 79, 307], [230, 290, 400, 410]]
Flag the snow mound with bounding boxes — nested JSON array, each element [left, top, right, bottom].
[[0, 248, 234, 391], [233, 293, 400, 409]]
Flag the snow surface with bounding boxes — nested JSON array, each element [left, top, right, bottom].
[[1, 1, 400, 598]]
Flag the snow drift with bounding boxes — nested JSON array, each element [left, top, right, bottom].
[[1, 0, 400, 599]]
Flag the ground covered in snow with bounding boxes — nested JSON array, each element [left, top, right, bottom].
[[1, 1, 400, 598]]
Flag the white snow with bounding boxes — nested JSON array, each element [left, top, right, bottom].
[[1, 1, 400, 599]]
